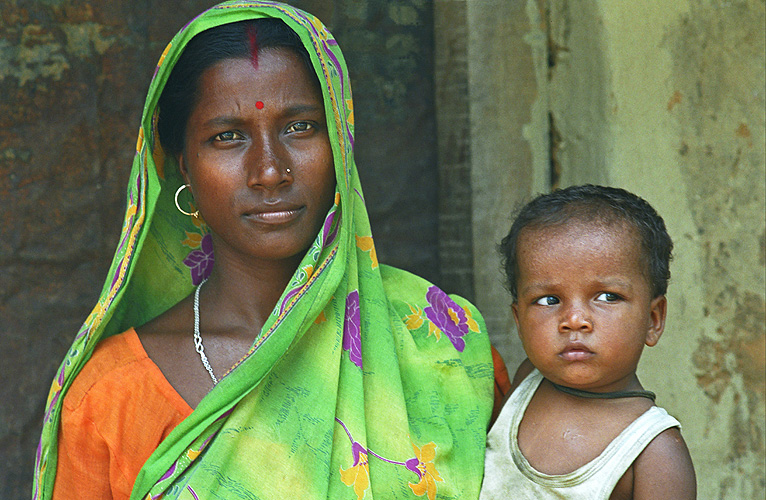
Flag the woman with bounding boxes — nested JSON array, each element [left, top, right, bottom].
[[34, 2, 496, 499]]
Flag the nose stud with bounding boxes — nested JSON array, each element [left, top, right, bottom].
[[286, 168, 292, 174]]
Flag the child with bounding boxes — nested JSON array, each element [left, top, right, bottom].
[[481, 185, 696, 499]]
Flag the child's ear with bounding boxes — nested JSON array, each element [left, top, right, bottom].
[[511, 302, 521, 337], [645, 295, 667, 347]]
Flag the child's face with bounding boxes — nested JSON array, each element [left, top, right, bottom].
[[512, 221, 666, 392]]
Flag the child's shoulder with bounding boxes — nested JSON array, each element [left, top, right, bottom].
[[509, 358, 536, 392], [628, 425, 696, 499]]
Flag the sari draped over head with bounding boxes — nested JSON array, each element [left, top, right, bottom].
[[34, 2, 494, 499]]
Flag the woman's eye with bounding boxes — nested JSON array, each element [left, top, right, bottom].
[[535, 296, 559, 306], [286, 121, 313, 133], [596, 292, 620, 302], [213, 131, 243, 142]]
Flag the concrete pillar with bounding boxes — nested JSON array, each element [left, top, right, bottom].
[[435, 0, 544, 370]]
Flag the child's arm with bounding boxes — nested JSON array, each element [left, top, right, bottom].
[[632, 427, 696, 499]]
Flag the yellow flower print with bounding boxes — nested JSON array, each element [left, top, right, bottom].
[[181, 231, 204, 249], [186, 448, 201, 461], [346, 98, 354, 126], [86, 300, 106, 327], [405, 304, 424, 330], [406, 442, 443, 500], [404, 304, 441, 340], [310, 16, 329, 41], [301, 264, 314, 281], [340, 442, 370, 500], [463, 306, 480, 333], [46, 378, 62, 408], [136, 127, 144, 154], [355, 235, 378, 269], [191, 213, 206, 228], [315, 310, 327, 324], [156, 42, 172, 70]]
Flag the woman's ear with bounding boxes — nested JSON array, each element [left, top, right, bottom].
[[645, 295, 667, 347], [177, 153, 191, 185]]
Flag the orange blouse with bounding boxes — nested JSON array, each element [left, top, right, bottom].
[[52, 329, 192, 500]]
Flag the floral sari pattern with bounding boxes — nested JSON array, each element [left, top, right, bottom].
[[404, 286, 481, 352], [336, 417, 444, 500], [343, 290, 363, 369], [182, 225, 213, 286]]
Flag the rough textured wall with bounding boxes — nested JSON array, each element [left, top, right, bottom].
[[434, 0, 476, 302], [0, 0, 438, 497], [536, 0, 765, 497], [466, 0, 540, 371], [331, 0, 439, 284], [1, 3, 217, 496]]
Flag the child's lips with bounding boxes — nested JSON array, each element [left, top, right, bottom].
[[559, 344, 594, 361]]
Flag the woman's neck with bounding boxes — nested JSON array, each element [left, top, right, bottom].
[[200, 252, 302, 337]]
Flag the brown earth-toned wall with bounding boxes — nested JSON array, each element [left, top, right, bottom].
[[1, 1, 438, 497]]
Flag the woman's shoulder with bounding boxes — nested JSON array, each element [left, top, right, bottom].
[[62, 328, 190, 416], [378, 264, 479, 310], [63, 329, 146, 409], [378, 264, 490, 358]]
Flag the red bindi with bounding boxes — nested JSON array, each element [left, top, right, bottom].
[[256, 101, 264, 109]]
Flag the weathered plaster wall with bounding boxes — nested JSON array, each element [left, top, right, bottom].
[[437, 0, 764, 497], [1, 1, 439, 497], [537, 0, 766, 497]]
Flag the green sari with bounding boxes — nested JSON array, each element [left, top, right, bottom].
[[34, 2, 494, 499]]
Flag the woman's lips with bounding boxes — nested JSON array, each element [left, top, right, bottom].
[[244, 206, 304, 224]]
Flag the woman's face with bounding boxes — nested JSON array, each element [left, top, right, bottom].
[[179, 49, 335, 268]]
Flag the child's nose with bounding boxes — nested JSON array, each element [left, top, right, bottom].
[[559, 304, 593, 333]]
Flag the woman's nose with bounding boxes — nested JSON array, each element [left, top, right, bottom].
[[246, 136, 292, 190], [559, 303, 593, 333]]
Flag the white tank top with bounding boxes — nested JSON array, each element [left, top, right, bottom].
[[480, 369, 680, 500]]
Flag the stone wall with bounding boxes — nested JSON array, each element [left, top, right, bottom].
[[0, 0, 438, 497]]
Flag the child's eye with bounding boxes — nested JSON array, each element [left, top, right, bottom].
[[595, 292, 620, 302], [535, 296, 559, 306]]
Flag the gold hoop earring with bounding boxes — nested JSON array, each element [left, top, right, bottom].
[[174, 185, 199, 218]]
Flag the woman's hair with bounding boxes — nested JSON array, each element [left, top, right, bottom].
[[499, 184, 674, 300], [157, 18, 318, 156]]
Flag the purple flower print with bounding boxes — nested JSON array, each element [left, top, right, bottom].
[[423, 286, 468, 352], [343, 290, 363, 369], [183, 233, 214, 285]]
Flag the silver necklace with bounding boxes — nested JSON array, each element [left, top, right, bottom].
[[194, 279, 218, 385]]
